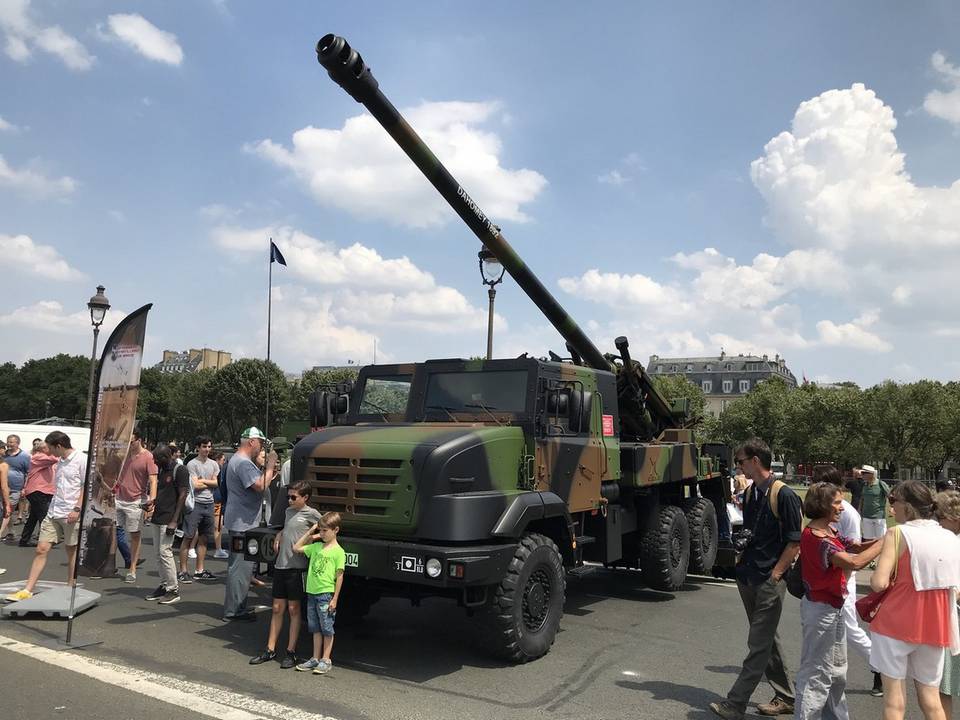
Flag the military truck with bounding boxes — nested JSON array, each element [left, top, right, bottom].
[[240, 34, 732, 663]]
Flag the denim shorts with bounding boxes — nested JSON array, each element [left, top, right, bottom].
[[306, 592, 336, 636]]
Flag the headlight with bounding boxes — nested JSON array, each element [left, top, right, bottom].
[[425, 558, 442, 578], [246, 538, 260, 557]]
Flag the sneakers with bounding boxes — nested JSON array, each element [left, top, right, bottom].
[[177, 571, 193, 585], [871, 671, 884, 697], [756, 697, 794, 716], [187, 548, 197, 559], [280, 653, 299, 670], [249, 649, 277, 665], [145, 585, 167, 601], [158, 589, 181, 605], [194, 570, 216, 581], [313, 659, 332, 675], [213, 549, 229, 559], [221, 611, 256, 623], [296, 658, 320, 672], [123, 572, 137, 584], [5, 589, 33, 602], [708, 701, 744, 720]]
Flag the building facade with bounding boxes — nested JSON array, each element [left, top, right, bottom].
[[155, 348, 232, 374], [647, 351, 798, 417]]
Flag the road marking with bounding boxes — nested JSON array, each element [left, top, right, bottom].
[[0, 632, 337, 720]]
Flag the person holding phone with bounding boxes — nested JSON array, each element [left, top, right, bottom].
[[144, 445, 190, 605]]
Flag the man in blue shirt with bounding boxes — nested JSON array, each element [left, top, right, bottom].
[[2, 435, 31, 543], [222, 427, 277, 622]]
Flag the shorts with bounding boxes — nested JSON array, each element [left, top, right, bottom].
[[272, 568, 305, 601], [306, 592, 336, 636], [38, 516, 80, 546], [871, 632, 946, 686], [183, 503, 215, 539], [116, 498, 145, 532], [862, 517, 887, 540], [8, 489, 21, 510]]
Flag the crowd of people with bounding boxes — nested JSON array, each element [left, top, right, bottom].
[[6, 428, 960, 704], [0, 427, 347, 674], [710, 438, 960, 720]]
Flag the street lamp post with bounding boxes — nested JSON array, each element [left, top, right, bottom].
[[84, 285, 111, 424], [477, 247, 506, 360]]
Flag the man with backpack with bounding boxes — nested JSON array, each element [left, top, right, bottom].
[[709, 438, 803, 720]]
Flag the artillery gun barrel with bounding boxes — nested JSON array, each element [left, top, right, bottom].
[[316, 34, 611, 372]]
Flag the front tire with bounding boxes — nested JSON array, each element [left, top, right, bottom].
[[639, 505, 690, 591], [486, 533, 565, 663]]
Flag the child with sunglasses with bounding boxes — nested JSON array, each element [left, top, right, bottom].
[[248, 481, 322, 669]]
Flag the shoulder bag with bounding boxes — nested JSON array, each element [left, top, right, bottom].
[[855, 526, 900, 623]]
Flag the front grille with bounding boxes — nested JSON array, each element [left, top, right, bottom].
[[309, 457, 406, 519]]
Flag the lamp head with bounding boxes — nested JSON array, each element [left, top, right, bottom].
[[477, 247, 505, 285], [87, 285, 111, 327]]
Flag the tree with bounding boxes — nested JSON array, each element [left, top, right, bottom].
[[136, 367, 177, 444], [718, 377, 791, 454], [206, 359, 292, 441], [14, 354, 91, 421], [167, 368, 219, 443], [0, 362, 19, 419]]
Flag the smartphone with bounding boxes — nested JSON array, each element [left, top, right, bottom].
[[165, 526, 175, 536]]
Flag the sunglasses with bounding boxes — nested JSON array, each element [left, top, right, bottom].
[[287, 495, 301, 501], [735, 455, 752, 465]]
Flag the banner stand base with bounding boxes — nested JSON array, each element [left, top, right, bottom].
[[39, 635, 104, 651]]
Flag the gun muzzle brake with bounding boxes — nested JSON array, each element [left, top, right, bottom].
[[316, 34, 379, 103]]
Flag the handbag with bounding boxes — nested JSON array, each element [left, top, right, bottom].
[[786, 558, 805, 599], [855, 527, 900, 623]]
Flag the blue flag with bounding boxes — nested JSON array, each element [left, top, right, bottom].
[[270, 239, 287, 266]]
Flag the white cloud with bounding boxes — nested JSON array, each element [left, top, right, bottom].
[[248, 101, 546, 228], [924, 51, 960, 126], [0, 154, 77, 197], [210, 223, 498, 365], [103, 14, 183, 66], [598, 170, 628, 186], [0, 114, 19, 132], [815, 312, 892, 352], [597, 152, 646, 186], [0, 0, 94, 70], [0, 299, 126, 363], [0, 233, 85, 280]]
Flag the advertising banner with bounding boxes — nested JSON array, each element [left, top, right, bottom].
[[76, 304, 152, 578]]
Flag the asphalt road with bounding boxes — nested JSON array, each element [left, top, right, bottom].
[[0, 541, 893, 720]]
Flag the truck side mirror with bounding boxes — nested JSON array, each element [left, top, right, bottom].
[[333, 394, 350, 415], [309, 390, 329, 428]]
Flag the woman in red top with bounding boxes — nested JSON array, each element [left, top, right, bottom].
[[795, 482, 883, 720], [871, 481, 960, 720]]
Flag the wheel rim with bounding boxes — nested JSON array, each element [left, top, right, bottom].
[[670, 527, 683, 566], [522, 567, 552, 633]]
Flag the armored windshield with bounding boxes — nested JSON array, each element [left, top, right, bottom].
[[424, 370, 528, 415], [359, 376, 412, 415]]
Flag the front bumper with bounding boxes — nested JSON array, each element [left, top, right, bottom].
[[237, 528, 517, 588]]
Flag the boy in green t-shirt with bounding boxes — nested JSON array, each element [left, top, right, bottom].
[[292, 511, 346, 674]]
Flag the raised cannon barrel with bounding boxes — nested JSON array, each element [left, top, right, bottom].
[[316, 34, 611, 372]]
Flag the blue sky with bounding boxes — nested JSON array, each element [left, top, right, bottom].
[[2, 1, 960, 386]]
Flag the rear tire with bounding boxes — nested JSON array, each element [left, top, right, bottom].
[[639, 505, 690, 591], [486, 533, 565, 663], [683, 497, 718, 575]]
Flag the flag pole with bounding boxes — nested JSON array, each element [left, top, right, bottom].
[[266, 237, 273, 438]]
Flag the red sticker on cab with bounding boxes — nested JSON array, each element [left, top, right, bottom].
[[602, 414, 614, 436]]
